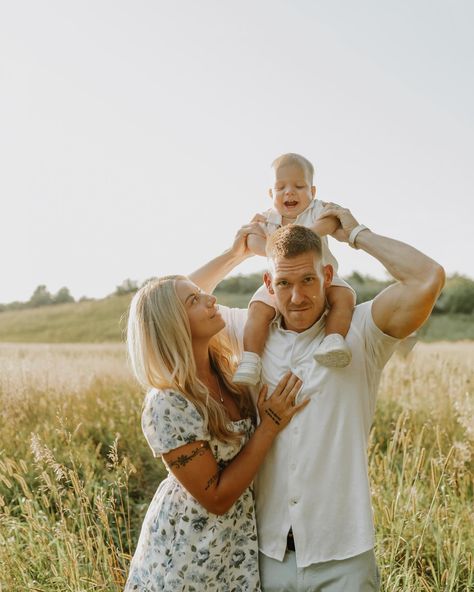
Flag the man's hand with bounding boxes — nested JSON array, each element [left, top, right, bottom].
[[317, 202, 360, 243]]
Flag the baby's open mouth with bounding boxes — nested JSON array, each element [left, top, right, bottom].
[[285, 200, 298, 207]]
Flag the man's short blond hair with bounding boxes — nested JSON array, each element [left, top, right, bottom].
[[271, 153, 315, 184], [266, 224, 322, 261]]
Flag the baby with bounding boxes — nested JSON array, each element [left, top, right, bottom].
[[233, 153, 356, 386]]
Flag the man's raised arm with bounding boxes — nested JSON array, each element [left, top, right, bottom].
[[318, 203, 445, 339]]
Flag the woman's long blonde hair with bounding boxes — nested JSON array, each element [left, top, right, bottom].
[[127, 276, 255, 444]]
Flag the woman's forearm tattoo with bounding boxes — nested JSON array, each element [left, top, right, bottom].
[[204, 471, 221, 490], [265, 408, 282, 426], [168, 442, 210, 469]]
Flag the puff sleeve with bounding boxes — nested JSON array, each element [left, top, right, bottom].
[[141, 390, 211, 456]]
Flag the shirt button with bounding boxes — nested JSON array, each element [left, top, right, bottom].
[[290, 498, 299, 505]]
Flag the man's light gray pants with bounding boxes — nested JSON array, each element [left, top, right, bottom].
[[259, 548, 380, 592]]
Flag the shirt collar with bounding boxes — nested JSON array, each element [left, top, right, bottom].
[[272, 308, 328, 339], [267, 199, 318, 225]]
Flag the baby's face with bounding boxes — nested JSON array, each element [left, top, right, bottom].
[[270, 163, 315, 220]]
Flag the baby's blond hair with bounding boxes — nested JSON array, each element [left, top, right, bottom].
[[271, 153, 315, 184]]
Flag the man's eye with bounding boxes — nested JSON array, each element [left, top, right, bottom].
[[277, 281, 288, 287], [303, 277, 315, 283]]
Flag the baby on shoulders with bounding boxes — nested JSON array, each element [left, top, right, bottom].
[[233, 153, 356, 386]]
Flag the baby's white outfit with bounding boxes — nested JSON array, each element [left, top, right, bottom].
[[251, 199, 353, 307]]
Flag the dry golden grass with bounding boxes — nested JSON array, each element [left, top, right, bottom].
[[0, 342, 472, 591]]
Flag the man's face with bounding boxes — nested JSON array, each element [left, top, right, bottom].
[[269, 163, 316, 220], [264, 252, 333, 333]]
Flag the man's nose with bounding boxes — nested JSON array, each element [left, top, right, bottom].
[[290, 286, 305, 304]]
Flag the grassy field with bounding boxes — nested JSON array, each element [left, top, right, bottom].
[[0, 342, 473, 591], [0, 292, 473, 342]]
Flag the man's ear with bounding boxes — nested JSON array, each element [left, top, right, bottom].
[[311, 185, 316, 198], [263, 271, 275, 295], [323, 264, 333, 288]]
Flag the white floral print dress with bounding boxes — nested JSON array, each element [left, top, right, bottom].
[[124, 389, 261, 592]]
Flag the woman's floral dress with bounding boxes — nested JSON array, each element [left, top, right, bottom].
[[124, 389, 261, 592]]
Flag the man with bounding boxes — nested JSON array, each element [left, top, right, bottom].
[[191, 203, 444, 591], [253, 204, 444, 591]]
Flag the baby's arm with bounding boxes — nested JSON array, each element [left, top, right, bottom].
[[325, 285, 356, 337]]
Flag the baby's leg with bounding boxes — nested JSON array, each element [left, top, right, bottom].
[[325, 286, 355, 337], [314, 286, 355, 368], [243, 301, 276, 355], [232, 301, 276, 386]]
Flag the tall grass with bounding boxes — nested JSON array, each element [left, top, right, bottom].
[[0, 342, 472, 591]]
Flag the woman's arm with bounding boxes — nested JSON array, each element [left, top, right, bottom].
[[189, 219, 266, 293], [162, 372, 308, 515]]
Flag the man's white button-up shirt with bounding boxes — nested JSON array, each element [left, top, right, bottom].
[[254, 301, 399, 567]]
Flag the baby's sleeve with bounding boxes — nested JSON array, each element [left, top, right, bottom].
[[141, 390, 210, 456]]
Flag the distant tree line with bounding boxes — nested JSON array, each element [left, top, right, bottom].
[[215, 272, 474, 315], [0, 278, 148, 313], [1, 273, 473, 315], [0, 285, 75, 313]]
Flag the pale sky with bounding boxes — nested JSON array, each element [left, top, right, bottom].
[[1, 1, 473, 303]]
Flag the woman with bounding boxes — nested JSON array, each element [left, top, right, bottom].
[[124, 230, 308, 591]]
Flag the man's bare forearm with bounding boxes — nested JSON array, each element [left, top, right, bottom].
[[354, 229, 444, 288], [355, 229, 445, 337]]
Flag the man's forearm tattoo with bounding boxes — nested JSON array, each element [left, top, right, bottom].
[[265, 408, 282, 426], [204, 471, 221, 490], [168, 442, 210, 469]]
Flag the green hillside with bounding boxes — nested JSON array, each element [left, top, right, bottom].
[[0, 294, 133, 343], [0, 291, 473, 343]]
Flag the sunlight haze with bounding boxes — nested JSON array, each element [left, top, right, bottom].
[[1, 1, 473, 302]]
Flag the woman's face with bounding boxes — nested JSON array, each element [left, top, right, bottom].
[[175, 279, 225, 340]]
